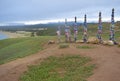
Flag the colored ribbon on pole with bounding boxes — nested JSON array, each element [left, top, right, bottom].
[[97, 12, 102, 43], [109, 8, 115, 42], [83, 14, 88, 42], [65, 19, 71, 42], [74, 16, 78, 42], [56, 25, 61, 43]]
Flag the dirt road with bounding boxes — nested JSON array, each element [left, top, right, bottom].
[[0, 44, 120, 81]]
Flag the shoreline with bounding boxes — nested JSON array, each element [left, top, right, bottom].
[[0, 31, 30, 39]]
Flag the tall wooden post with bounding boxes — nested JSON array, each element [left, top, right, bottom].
[[83, 14, 88, 42], [74, 16, 78, 42], [97, 12, 102, 43], [109, 8, 115, 42], [64, 19, 71, 42]]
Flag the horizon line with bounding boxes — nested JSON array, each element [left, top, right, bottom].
[[0, 17, 120, 26]]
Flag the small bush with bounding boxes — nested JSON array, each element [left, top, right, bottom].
[[76, 45, 94, 49]]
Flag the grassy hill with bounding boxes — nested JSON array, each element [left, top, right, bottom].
[[0, 36, 55, 64], [0, 22, 119, 81], [0, 22, 120, 64]]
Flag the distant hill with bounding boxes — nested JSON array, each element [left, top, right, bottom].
[[0, 21, 119, 36]]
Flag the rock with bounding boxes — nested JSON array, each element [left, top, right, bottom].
[[107, 41, 114, 46], [76, 40, 84, 43], [48, 40, 55, 44], [102, 41, 108, 45], [118, 42, 120, 47], [102, 40, 114, 46], [87, 37, 99, 44]]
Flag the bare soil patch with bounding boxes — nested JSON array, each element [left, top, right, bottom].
[[0, 44, 120, 81]]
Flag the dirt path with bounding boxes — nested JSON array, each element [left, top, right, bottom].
[[0, 44, 120, 81]]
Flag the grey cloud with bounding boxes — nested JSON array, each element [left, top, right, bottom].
[[0, 0, 120, 22]]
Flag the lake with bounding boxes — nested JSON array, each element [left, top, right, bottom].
[[0, 32, 9, 40]]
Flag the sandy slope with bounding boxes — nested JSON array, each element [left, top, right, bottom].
[[0, 31, 29, 38], [0, 44, 120, 81]]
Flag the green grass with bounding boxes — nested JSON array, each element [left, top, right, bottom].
[[0, 38, 29, 49], [0, 36, 55, 64], [59, 43, 69, 48], [76, 45, 95, 49], [20, 55, 95, 81]]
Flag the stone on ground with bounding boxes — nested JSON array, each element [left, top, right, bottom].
[[87, 37, 99, 44], [48, 40, 55, 44], [76, 40, 84, 43]]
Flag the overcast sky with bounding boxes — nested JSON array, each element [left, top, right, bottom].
[[0, 0, 120, 25]]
